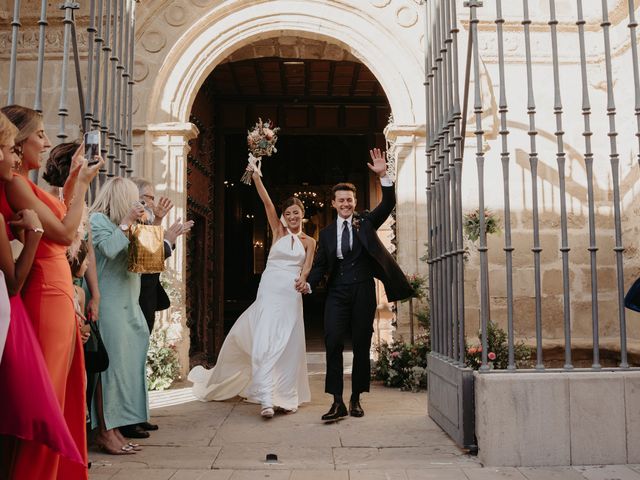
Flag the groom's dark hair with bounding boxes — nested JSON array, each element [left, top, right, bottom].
[[331, 182, 356, 200]]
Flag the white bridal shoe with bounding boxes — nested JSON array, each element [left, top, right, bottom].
[[260, 407, 274, 418]]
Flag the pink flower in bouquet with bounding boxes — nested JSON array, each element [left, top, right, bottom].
[[488, 352, 496, 361], [240, 118, 281, 185], [391, 351, 400, 358], [468, 346, 481, 355]]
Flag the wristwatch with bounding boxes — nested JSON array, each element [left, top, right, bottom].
[[119, 223, 130, 232]]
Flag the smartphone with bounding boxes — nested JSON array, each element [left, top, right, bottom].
[[84, 130, 101, 165]]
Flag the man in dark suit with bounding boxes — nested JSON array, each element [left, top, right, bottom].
[[298, 148, 413, 422]]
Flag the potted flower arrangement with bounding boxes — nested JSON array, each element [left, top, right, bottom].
[[465, 321, 533, 370], [463, 208, 501, 243], [372, 335, 430, 392]]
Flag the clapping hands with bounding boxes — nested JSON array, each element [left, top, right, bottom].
[[164, 218, 194, 246], [153, 197, 173, 221]]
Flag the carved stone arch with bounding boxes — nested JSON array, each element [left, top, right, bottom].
[[143, 1, 425, 127]]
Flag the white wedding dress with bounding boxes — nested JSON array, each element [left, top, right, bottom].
[[188, 230, 311, 410]]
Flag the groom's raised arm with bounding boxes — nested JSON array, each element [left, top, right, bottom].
[[366, 148, 395, 230], [367, 179, 395, 230]]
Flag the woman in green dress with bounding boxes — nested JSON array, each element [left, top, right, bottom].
[[87, 177, 147, 454]]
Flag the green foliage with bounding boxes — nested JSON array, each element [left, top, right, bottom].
[[146, 329, 181, 391], [465, 321, 533, 370], [372, 336, 430, 392], [401, 273, 428, 303], [413, 305, 430, 331], [463, 208, 501, 242]]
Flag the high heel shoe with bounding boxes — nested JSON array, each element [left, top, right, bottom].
[[127, 442, 143, 451], [96, 442, 136, 455], [260, 407, 274, 418]]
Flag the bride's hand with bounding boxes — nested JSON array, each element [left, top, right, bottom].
[[294, 275, 307, 292], [246, 164, 260, 179]]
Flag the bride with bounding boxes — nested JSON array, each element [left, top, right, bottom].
[[188, 165, 314, 418]]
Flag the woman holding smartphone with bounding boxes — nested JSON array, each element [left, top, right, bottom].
[[1, 105, 102, 480]]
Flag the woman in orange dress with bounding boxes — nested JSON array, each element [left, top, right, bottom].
[[0, 112, 85, 478], [1, 105, 102, 480]]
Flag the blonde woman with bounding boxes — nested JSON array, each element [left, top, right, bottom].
[[87, 177, 147, 454]]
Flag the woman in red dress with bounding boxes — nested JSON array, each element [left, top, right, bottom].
[[0, 112, 85, 478], [1, 105, 102, 480]]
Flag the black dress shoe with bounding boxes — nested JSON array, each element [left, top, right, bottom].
[[119, 424, 150, 438], [321, 402, 348, 422], [349, 399, 364, 417], [138, 421, 159, 431]]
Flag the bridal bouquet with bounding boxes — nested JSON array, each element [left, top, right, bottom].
[[240, 118, 280, 185]]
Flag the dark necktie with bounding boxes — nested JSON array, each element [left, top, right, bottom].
[[341, 220, 351, 257]]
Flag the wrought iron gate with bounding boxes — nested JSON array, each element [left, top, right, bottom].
[[424, 0, 476, 451], [426, 0, 640, 451], [3, 0, 138, 182]]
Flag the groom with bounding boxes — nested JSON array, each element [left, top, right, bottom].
[[297, 148, 412, 422]]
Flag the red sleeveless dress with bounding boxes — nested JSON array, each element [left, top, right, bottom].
[[0, 175, 88, 479]]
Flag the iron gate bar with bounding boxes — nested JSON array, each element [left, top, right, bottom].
[[125, 0, 136, 175], [444, 0, 459, 364], [628, 0, 640, 168], [451, 0, 465, 366], [469, 0, 490, 372], [100, 0, 112, 180], [521, 0, 544, 371], [92, 0, 104, 132], [120, 0, 131, 171], [8, 0, 21, 106], [548, 0, 573, 370], [108, 0, 120, 177], [84, 0, 98, 131], [57, 1, 78, 141], [576, 0, 601, 370], [600, 0, 628, 369], [114, 0, 125, 173], [495, 0, 515, 370], [34, 0, 47, 113]]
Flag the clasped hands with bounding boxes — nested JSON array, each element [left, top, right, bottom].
[[294, 276, 310, 294]]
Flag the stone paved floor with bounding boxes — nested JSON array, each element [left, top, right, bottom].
[[90, 368, 640, 480]]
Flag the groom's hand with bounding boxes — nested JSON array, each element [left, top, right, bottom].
[[368, 148, 387, 177]]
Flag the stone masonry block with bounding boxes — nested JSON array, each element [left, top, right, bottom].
[[569, 373, 626, 465], [475, 372, 570, 466], [624, 372, 640, 463]]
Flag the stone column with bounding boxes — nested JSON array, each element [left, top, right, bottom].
[[143, 122, 199, 376], [384, 124, 428, 341]]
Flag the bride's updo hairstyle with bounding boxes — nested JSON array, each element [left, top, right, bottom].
[[281, 197, 305, 217]]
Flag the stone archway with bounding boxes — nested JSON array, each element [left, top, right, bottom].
[[135, 0, 428, 372]]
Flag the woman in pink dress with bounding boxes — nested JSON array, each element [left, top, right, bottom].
[[0, 112, 84, 477]]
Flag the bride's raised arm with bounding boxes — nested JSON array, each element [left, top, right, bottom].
[[251, 168, 285, 239]]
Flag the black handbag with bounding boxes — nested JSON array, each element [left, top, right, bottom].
[[84, 321, 109, 373]]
